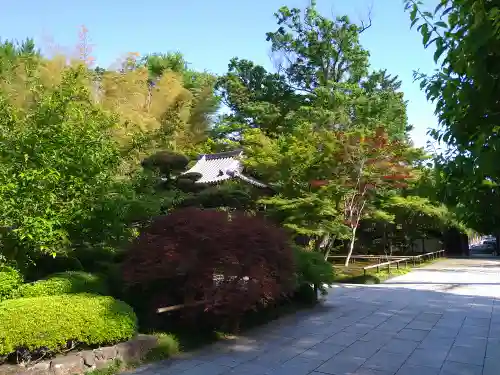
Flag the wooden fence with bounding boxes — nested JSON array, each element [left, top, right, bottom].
[[361, 250, 445, 275], [328, 250, 446, 276]]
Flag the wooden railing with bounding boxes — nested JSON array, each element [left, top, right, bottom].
[[361, 250, 445, 275]]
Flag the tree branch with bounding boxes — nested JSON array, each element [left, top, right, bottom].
[[358, 4, 373, 34]]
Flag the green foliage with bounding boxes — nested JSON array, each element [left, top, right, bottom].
[[212, 1, 426, 263], [0, 38, 39, 76], [336, 268, 411, 284], [0, 266, 23, 301], [141, 151, 189, 176], [405, 0, 500, 153], [293, 247, 336, 294], [0, 64, 122, 267], [142, 333, 180, 362], [243, 123, 418, 264], [404, 0, 500, 234], [0, 294, 137, 357], [215, 1, 409, 140], [215, 57, 302, 138], [243, 125, 349, 239], [0, 38, 220, 274], [140, 52, 220, 148], [266, 2, 369, 87], [85, 359, 123, 375], [10, 271, 108, 299], [67, 172, 174, 255]]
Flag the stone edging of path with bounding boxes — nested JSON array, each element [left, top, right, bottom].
[[0, 334, 158, 375]]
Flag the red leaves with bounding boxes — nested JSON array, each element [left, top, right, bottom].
[[383, 173, 411, 180], [310, 179, 328, 187], [343, 219, 360, 228], [122, 208, 295, 317], [76, 25, 95, 67]]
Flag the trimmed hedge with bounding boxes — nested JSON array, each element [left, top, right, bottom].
[[0, 266, 23, 301], [0, 294, 137, 356], [11, 271, 108, 299]]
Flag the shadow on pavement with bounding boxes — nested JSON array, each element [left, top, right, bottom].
[[127, 278, 500, 375]]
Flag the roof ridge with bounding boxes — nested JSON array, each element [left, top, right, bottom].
[[234, 171, 268, 188], [201, 149, 243, 160]]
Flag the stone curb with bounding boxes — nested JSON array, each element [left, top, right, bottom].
[[0, 334, 158, 375]]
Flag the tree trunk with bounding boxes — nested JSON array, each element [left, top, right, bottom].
[[323, 235, 336, 261], [382, 223, 388, 257], [315, 234, 328, 252], [495, 232, 500, 256], [344, 227, 357, 266]]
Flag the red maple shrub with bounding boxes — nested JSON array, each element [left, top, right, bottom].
[[121, 207, 295, 321]]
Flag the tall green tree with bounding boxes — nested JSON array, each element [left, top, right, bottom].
[[0, 65, 122, 269], [0, 38, 39, 77], [405, 0, 500, 235], [213, 1, 416, 259], [216, 1, 410, 142], [141, 52, 220, 145], [243, 125, 350, 255]]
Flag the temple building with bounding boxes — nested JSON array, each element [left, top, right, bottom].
[[181, 150, 268, 188]]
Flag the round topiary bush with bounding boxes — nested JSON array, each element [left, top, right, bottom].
[[122, 208, 295, 321], [0, 266, 23, 301], [0, 294, 137, 358], [11, 271, 108, 299]]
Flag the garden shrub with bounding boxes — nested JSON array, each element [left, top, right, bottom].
[[11, 271, 108, 298], [293, 247, 336, 297], [0, 266, 23, 301], [141, 151, 189, 175], [142, 333, 180, 362], [0, 294, 137, 358], [122, 207, 295, 321]]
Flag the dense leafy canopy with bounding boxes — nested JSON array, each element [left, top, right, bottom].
[[0, 0, 473, 275], [405, 0, 500, 237]]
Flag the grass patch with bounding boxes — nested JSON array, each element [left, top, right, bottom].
[[335, 267, 410, 284]]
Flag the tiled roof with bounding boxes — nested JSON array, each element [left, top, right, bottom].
[[182, 150, 268, 188]]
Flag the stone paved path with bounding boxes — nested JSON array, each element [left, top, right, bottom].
[[129, 258, 500, 375]]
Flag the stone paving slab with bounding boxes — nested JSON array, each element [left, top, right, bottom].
[[126, 258, 500, 375]]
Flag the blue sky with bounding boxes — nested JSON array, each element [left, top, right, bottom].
[[2, 0, 439, 148]]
